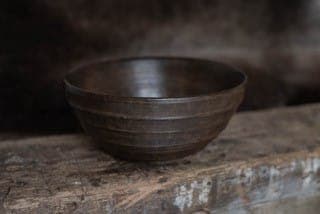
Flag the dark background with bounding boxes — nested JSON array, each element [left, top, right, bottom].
[[1, 0, 320, 132]]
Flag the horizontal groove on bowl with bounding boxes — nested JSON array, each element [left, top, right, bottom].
[[83, 119, 228, 134], [78, 109, 233, 133], [97, 139, 212, 152], [85, 124, 226, 147], [72, 103, 237, 121]]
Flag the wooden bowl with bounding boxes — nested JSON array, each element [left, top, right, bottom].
[[65, 57, 246, 161]]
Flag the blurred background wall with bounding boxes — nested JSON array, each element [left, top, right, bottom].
[[1, 0, 320, 132]]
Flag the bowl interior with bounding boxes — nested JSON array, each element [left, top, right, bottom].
[[66, 58, 245, 98]]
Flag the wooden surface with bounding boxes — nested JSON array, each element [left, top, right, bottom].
[[1, 104, 320, 213]]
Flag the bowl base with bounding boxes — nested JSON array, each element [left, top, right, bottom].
[[96, 140, 212, 162]]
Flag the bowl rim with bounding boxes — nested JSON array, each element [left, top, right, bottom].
[[64, 56, 247, 103]]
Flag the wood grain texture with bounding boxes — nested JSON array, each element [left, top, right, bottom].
[[1, 103, 320, 213]]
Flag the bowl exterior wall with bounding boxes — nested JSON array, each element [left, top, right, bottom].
[[66, 84, 245, 161]]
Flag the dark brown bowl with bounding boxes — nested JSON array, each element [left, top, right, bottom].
[[64, 57, 246, 161]]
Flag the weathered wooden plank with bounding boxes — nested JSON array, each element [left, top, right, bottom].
[[0, 104, 320, 213]]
